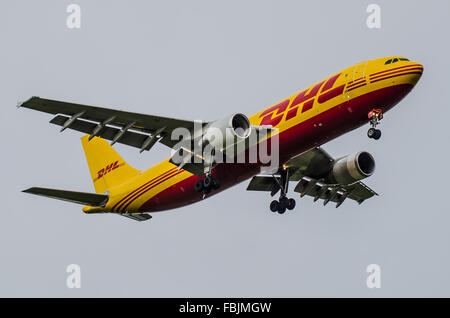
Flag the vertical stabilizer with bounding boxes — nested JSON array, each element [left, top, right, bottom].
[[81, 135, 140, 193]]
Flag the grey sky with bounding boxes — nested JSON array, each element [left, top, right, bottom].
[[1, 0, 449, 297]]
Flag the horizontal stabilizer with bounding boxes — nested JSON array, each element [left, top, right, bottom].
[[22, 187, 109, 206]]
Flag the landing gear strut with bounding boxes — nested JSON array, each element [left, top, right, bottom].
[[194, 147, 221, 195], [269, 168, 296, 214], [367, 109, 382, 140]]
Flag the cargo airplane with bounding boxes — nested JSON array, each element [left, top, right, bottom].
[[20, 56, 423, 221]]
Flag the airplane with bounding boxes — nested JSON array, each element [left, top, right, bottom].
[[20, 56, 423, 221]]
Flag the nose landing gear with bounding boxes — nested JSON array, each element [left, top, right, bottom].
[[367, 109, 383, 140], [367, 127, 381, 140]]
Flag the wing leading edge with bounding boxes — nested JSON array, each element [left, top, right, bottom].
[[19, 96, 207, 151]]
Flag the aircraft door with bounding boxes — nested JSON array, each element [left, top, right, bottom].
[[344, 61, 368, 100]]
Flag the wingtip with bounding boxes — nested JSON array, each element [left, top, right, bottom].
[[17, 96, 39, 109], [22, 187, 34, 193]]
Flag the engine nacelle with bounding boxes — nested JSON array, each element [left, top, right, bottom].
[[330, 151, 375, 185], [202, 113, 251, 154]]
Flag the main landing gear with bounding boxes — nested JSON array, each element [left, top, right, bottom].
[[269, 168, 296, 214], [195, 174, 221, 195], [194, 147, 221, 195], [270, 197, 296, 214], [367, 108, 383, 140]]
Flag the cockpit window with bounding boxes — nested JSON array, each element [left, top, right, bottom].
[[385, 57, 409, 65]]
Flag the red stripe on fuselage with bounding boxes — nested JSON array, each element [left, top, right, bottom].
[[370, 71, 423, 84], [112, 168, 177, 211], [347, 83, 367, 91], [120, 170, 184, 212], [117, 169, 181, 212], [347, 78, 365, 88], [370, 67, 423, 81], [370, 64, 423, 77]]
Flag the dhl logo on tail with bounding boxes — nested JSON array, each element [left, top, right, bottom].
[[95, 161, 121, 181]]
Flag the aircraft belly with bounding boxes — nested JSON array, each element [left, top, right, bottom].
[[138, 164, 260, 212]]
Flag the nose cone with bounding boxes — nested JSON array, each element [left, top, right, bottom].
[[404, 61, 423, 86], [370, 58, 423, 87], [365, 58, 424, 113]]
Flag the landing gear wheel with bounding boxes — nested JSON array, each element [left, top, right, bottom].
[[368, 128, 382, 140], [203, 175, 213, 189], [277, 205, 286, 214], [287, 198, 296, 210], [270, 200, 279, 212], [279, 196, 289, 208], [196, 175, 221, 194], [373, 129, 381, 140], [194, 180, 203, 192]]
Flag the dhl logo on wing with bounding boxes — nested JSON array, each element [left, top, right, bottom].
[[259, 73, 344, 127], [95, 161, 120, 181]]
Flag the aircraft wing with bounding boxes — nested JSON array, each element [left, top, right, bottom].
[[292, 177, 377, 207], [247, 147, 378, 207], [19, 96, 207, 151]]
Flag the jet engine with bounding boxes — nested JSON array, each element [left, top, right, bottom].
[[329, 151, 375, 185], [201, 113, 251, 154]]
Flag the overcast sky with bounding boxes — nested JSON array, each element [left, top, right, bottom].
[[1, 0, 449, 297]]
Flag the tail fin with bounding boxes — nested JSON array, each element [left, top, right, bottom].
[[81, 135, 140, 193]]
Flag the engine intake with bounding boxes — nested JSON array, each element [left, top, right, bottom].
[[202, 113, 251, 153], [331, 151, 375, 185], [231, 113, 251, 138]]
